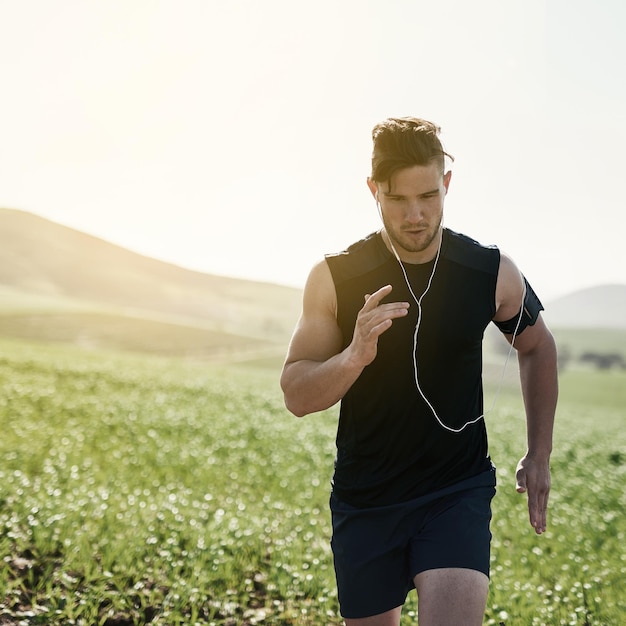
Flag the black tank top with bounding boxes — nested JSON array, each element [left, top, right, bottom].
[[325, 228, 500, 508]]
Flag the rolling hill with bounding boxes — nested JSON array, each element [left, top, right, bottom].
[[543, 284, 626, 329], [0, 208, 303, 360]]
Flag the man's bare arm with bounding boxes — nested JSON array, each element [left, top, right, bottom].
[[280, 260, 409, 417], [512, 316, 558, 534], [495, 252, 558, 534]]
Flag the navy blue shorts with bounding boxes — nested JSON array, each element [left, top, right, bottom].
[[330, 470, 496, 619]]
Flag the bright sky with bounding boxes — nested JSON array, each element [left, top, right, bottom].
[[1, 0, 624, 300]]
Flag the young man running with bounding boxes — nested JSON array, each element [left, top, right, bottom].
[[281, 117, 557, 625]]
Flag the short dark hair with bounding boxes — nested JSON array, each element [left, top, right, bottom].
[[370, 117, 454, 184]]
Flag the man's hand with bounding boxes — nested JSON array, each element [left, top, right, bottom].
[[347, 285, 409, 368], [516, 454, 551, 534]]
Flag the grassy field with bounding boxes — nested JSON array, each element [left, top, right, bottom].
[[0, 338, 624, 625], [550, 327, 626, 361]]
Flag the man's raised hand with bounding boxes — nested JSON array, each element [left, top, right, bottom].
[[348, 285, 409, 368]]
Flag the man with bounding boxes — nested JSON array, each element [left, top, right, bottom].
[[280, 117, 557, 625]]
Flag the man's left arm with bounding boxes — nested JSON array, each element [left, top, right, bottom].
[[494, 253, 558, 535], [511, 316, 558, 534]]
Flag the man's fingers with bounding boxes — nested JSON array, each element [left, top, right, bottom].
[[361, 285, 410, 324], [525, 487, 540, 529], [528, 492, 544, 534], [363, 303, 409, 339], [351, 284, 410, 366], [530, 498, 548, 534], [522, 479, 549, 534], [516, 462, 550, 534], [363, 284, 394, 309]]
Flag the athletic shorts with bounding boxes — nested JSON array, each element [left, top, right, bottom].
[[330, 469, 496, 619]]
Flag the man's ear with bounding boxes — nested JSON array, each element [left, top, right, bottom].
[[366, 177, 378, 199], [443, 170, 452, 194]]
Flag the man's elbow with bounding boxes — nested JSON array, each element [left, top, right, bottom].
[[281, 381, 326, 418], [283, 396, 309, 418], [282, 386, 316, 417], [280, 371, 308, 418]]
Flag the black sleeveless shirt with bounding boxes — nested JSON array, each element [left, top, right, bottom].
[[325, 228, 500, 508]]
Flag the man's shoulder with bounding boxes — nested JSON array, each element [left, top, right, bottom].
[[445, 228, 498, 253], [325, 232, 390, 286], [444, 228, 500, 275], [326, 231, 381, 258]]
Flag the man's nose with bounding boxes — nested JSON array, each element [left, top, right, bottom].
[[405, 200, 425, 222]]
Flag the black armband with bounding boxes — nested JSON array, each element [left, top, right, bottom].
[[493, 277, 544, 335]]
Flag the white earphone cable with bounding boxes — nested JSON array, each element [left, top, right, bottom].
[[384, 224, 525, 433]]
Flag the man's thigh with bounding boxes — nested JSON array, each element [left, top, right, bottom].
[[414, 568, 489, 626], [409, 486, 494, 625]]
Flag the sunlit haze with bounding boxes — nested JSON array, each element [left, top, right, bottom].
[[1, 0, 625, 300]]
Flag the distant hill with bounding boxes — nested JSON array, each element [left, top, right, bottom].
[[0, 208, 304, 361], [544, 284, 626, 329], [0, 208, 302, 343]]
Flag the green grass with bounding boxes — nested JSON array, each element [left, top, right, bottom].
[[0, 311, 277, 359], [0, 338, 624, 625], [485, 370, 626, 625], [552, 327, 626, 360]]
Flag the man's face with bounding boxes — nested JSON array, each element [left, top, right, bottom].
[[368, 163, 451, 264]]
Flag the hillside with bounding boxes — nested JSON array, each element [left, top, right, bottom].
[[543, 284, 626, 329], [0, 209, 302, 347]]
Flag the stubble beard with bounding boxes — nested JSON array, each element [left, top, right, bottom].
[[383, 216, 443, 258]]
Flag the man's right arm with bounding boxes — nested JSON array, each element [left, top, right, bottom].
[[280, 259, 409, 417]]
